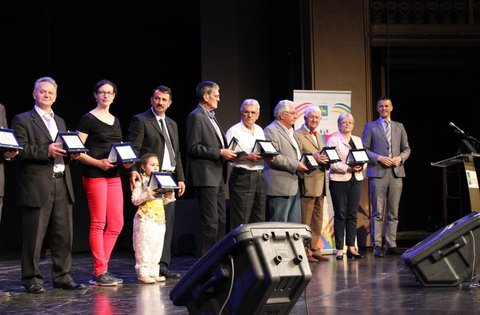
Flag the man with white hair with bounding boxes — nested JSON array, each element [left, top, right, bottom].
[[226, 99, 266, 229], [263, 100, 308, 223], [295, 106, 329, 262]]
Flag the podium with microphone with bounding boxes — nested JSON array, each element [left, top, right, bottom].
[[431, 122, 480, 225]]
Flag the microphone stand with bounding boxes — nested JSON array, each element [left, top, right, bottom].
[[453, 129, 480, 151]]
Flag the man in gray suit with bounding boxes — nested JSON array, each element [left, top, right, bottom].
[[264, 100, 308, 223], [186, 81, 236, 257], [362, 97, 411, 257]]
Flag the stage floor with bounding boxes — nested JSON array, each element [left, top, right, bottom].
[[1, 248, 479, 314]]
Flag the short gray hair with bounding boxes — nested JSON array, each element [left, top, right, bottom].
[[196, 81, 219, 102], [304, 105, 320, 118], [240, 99, 260, 113], [273, 100, 294, 119], [34, 77, 57, 91]]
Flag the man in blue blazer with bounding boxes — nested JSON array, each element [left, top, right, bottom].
[[185, 81, 236, 257], [362, 97, 411, 257]]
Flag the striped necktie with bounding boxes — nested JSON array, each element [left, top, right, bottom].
[[384, 120, 392, 157]]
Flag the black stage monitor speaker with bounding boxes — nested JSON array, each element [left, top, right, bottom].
[[402, 211, 480, 287], [169, 222, 312, 315]]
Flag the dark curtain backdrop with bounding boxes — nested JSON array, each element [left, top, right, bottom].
[[0, 1, 203, 252], [0, 0, 305, 252], [2, 1, 479, 253]]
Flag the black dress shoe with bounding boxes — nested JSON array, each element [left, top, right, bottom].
[[26, 284, 46, 294], [385, 247, 404, 256], [346, 250, 363, 259], [161, 269, 181, 279], [335, 254, 344, 260], [373, 246, 384, 257], [53, 281, 86, 290]]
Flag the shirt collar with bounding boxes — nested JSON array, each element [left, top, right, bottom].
[[151, 108, 165, 120], [200, 105, 215, 118], [35, 105, 54, 119], [302, 124, 313, 133]]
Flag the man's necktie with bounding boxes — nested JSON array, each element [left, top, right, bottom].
[[43, 112, 57, 140], [159, 119, 176, 167], [384, 120, 392, 157], [43, 112, 64, 172]]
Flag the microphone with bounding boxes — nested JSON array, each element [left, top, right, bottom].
[[449, 122, 466, 135]]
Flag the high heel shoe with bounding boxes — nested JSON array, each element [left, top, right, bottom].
[[346, 250, 363, 259], [336, 254, 344, 260]]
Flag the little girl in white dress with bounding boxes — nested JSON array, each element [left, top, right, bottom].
[[131, 153, 175, 284]]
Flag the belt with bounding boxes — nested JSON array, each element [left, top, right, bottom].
[[52, 171, 64, 179], [232, 167, 263, 175]]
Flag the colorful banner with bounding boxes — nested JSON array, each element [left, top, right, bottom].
[[293, 90, 352, 254]]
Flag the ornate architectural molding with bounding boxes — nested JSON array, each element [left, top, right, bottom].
[[368, 0, 480, 45]]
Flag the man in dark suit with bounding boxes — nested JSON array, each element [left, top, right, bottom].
[[12, 77, 85, 293], [128, 85, 185, 279], [0, 103, 19, 297], [362, 97, 411, 257], [185, 81, 236, 258], [0, 103, 19, 225]]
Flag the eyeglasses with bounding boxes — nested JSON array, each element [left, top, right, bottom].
[[97, 91, 115, 96], [283, 111, 296, 115], [339, 121, 354, 125], [242, 111, 258, 115]]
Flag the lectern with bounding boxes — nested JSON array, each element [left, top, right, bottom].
[[431, 154, 480, 225]]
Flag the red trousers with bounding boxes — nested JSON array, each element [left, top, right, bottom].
[[83, 177, 124, 276]]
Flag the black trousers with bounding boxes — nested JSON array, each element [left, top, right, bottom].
[[160, 201, 175, 267], [194, 181, 226, 258], [21, 177, 73, 288], [329, 177, 362, 250], [228, 168, 266, 230]]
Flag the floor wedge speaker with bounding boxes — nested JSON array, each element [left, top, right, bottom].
[[169, 222, 312, 315], [402, 211, 480, 287]]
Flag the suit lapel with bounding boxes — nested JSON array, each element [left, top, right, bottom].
[[275, 121, 300, 151], [54, 116, 65, 131], [203, 109, 226, 147], [147, 111, 162, 137], [31, 110, 53, 141], [315, 133, 324, 149], [304, 129, 320, 150], [390, 121, 396, 150]]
